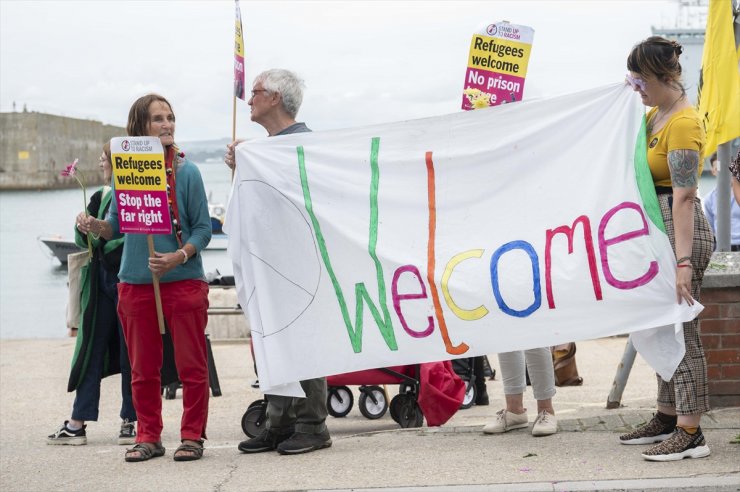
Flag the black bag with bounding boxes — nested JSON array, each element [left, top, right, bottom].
[[160, 326, 179, 387]]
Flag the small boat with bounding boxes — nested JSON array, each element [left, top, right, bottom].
[[39, 197, 228, 260], [38, 235, 84, 264], [207, 196, 228, 250], [209, 197, 226, 234]]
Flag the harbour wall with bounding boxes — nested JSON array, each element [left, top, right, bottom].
[[0, 112, 125, 190]]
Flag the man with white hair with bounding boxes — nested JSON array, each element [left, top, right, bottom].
[[225, 69, 331, 455]]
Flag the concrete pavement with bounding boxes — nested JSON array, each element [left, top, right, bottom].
[[0, 336, 738, 491]]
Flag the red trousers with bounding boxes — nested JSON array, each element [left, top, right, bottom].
[[118, 279, 210, 443]]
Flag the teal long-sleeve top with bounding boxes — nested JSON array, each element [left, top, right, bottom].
[[107, 158, 212, 284]]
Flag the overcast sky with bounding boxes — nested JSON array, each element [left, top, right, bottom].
[[1, 0, 695, 142]]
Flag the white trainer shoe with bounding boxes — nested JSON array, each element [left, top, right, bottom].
[[483, 409, 529, 434], [532, 410, 558, 436]]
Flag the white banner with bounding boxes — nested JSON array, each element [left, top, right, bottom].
[[225, 84, 701, 394]]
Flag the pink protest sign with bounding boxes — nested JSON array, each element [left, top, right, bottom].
[[234, 0, 246, 100], [110, 137, 172, 235], [461, 21, 534, 110]]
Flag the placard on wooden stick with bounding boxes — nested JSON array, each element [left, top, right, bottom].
[[111, 136, 171, 334]]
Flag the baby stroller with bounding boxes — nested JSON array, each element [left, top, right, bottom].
[[241, 361, 465, 437], [452, 355, 494, 409], [326, 365, 424, 428]]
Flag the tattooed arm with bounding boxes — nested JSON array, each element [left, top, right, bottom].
[[668, 149, 699, 305]]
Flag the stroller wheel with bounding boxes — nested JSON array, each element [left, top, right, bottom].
[[327, 386, 353, 418], [459, 381, 476, 410], [247, 399, 265, 410], [358, 386, 388, 419], [399, 396, 424, 428], [389, 394, 402, 423], [241, 400, 267, 437], [390, 394, 424, 428]]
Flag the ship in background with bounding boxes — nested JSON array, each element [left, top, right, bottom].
[[652, 0, 708, 107]]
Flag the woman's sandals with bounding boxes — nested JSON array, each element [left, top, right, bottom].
[[124, 442, 165, 462], [173, 439, 204, 462]]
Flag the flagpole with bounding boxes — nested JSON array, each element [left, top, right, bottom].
[[716, 143, 733, 251], [232, 0, 245, 182], [231, 94, 237, 181]]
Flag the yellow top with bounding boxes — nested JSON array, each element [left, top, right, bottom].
[[646, 106, 705, 188]]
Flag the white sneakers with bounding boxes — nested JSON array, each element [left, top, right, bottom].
[[532, 410, 558, 436], [483, 409, 529, 434], [483, 409, 558, 436]]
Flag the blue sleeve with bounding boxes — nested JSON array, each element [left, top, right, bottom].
[[703, 189, 716, 235]]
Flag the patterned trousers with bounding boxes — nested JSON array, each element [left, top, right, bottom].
[[655, 194, 714, 415]]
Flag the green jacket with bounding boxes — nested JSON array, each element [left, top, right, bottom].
[[67, 187, 125, 392]]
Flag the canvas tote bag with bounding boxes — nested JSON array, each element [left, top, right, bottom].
[[66, 251, 90, 333]]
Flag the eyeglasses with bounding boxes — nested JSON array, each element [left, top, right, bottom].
[[250, 89, 270, 98], [625, 74, 646, 92]]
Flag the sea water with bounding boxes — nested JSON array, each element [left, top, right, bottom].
[[0, 167, 720, 340], [0, 161, 233, 340]]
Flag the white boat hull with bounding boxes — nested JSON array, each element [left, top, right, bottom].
[[206, 234, 228, 250], [38, 237, 84, 264]]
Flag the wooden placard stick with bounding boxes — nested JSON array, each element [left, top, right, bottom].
[[147, 234, 166, 334]]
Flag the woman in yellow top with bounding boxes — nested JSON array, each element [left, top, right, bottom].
[[620, 36, 714, 462]]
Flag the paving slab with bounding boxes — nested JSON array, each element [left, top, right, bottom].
[[1, 337, 738, 491]]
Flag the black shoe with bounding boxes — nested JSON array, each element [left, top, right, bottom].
[[277, 430, 332, 455], [475, 389, 489, 406], [238, 428, 292, 453], [118, 419, 136, 445], [47, 421, 87, 445]]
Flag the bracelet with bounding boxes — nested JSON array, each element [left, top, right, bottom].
[[677, 264, 692, 269], [676, 256, 691, 265], [178, 249, 188, 264], [91, 220, 101, 240]]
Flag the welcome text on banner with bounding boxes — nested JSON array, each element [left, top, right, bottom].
[[225, 84, 702, 393]]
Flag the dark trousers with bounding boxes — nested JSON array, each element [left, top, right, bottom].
[[72, 266, 136, 422], [266, 377, 328, 434]]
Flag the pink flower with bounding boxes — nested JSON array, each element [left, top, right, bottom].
[[60, 158, 79, 177], [59, 157, 92, 258]]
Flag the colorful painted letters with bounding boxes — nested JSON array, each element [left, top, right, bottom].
[[298, 140, 660, 356]]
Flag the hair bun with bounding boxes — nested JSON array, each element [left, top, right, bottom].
[[670, 40, 683, 56]]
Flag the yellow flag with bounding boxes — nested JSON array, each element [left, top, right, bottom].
[[697, 0, 740, 158]]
